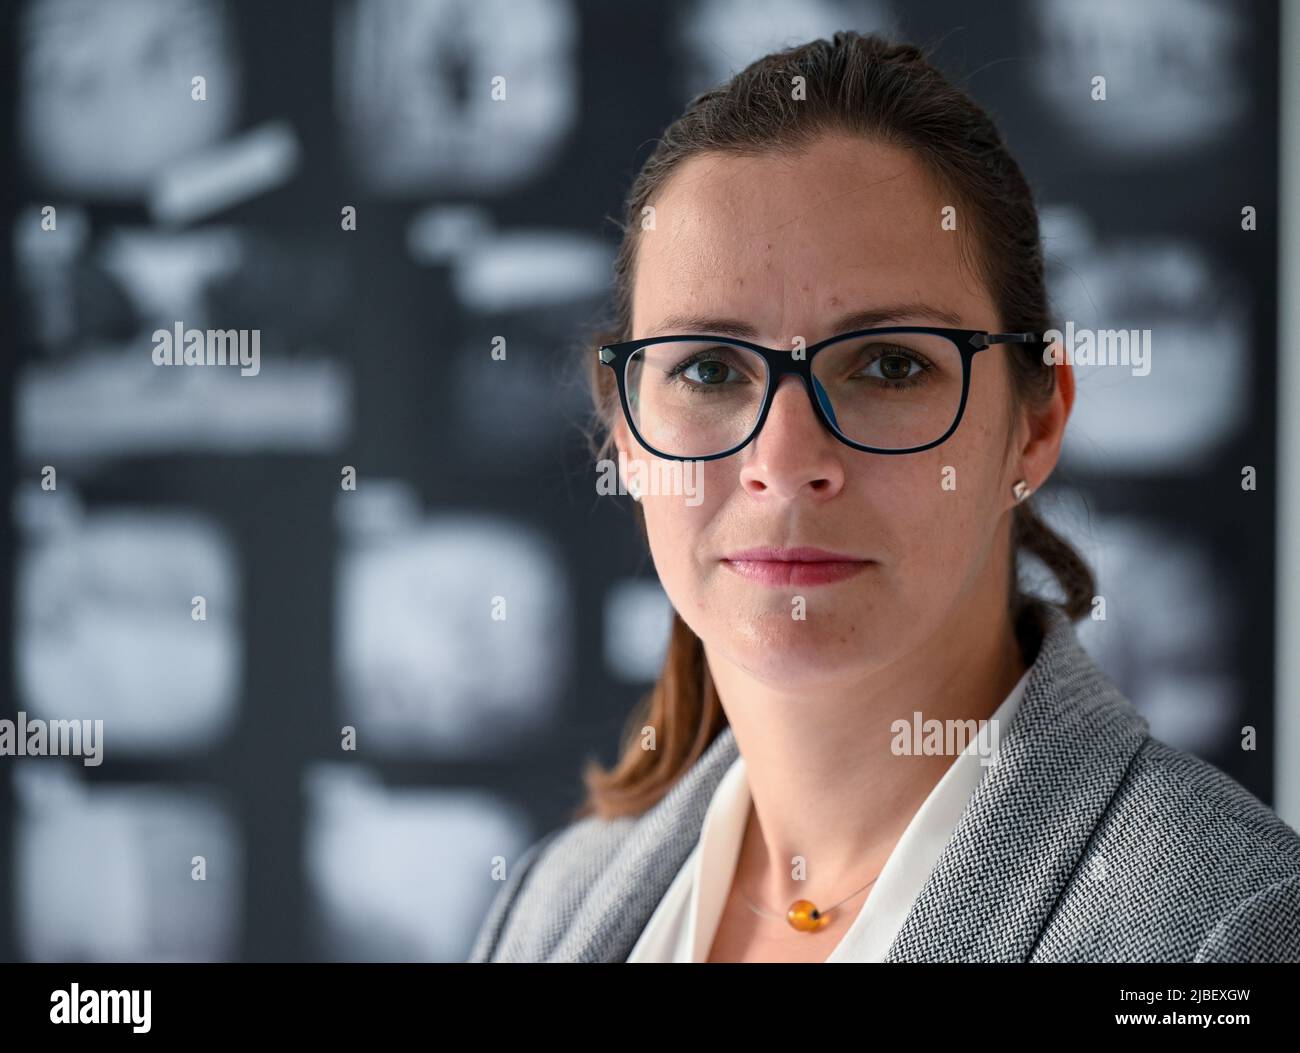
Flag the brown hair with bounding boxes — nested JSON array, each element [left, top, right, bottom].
[[573, 30, 1095, 821]]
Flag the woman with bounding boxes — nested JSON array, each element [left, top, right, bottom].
[[469, 31, 1300, 963]]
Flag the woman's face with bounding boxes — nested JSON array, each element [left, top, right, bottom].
[[614, 133, 1065, 689]]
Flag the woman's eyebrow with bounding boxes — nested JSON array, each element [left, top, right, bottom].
[[647, 302, 965, 339]]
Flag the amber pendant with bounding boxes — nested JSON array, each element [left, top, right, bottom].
[[786, 899, 832, 932]]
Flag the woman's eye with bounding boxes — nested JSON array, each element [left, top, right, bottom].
[[877, 355, 916, 379], [684, 359, 733, 384], [860, 350, 923, 381]]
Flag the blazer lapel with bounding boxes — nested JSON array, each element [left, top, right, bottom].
[[555, 598, 1148, 963], [883, 600, 1149, 961], [551, 724, 740, 961]]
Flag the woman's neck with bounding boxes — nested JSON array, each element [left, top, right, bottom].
[[704, 592, 1030, 911]]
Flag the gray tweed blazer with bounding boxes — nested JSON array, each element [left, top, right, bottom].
[[469, 598, 1300, 962]]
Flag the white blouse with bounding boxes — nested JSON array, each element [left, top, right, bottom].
[[626, 666, 1033, 962]]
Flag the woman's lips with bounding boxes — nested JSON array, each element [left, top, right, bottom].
[[720, 547, 875, 587]]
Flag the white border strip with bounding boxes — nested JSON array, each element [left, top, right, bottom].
[[1277, 0, 1300, 828]]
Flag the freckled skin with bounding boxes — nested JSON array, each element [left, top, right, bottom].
[[614, 133, 1072, 695]]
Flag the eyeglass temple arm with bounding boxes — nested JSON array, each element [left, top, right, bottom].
[[969, 332, 1042, 348]]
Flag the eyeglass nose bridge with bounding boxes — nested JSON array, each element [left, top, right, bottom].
[[754, 367, 843, 442]]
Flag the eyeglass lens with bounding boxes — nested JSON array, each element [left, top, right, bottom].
[[625, 331, 965, 456]]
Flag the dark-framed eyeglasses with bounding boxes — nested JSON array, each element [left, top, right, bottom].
[[597, 327, 1047, 462]]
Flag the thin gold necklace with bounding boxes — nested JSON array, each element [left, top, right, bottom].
[[738, 872, 882, 932]]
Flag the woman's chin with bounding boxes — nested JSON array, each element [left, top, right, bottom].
[[707, 609, 897, 683]]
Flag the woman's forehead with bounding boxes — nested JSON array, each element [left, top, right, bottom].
[[631, 143, 981, 341], [653, 137, 948, 236]]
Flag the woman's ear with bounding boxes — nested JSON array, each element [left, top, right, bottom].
[[610, 418, 634, 493], [611, 417, 631, 470], [1017, 354, 1075, 497], [611, 416, 628, 459]]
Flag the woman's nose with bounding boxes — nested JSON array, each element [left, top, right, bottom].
[[737, 375, 846, 499]]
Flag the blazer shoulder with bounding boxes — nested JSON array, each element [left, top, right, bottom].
[[1035, 734, 1300, 962], [466, 827, 558, 963], [1195, 871, 1300, 962], [466, 813, 637, 962], [1118, 737, 1300, 868]]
